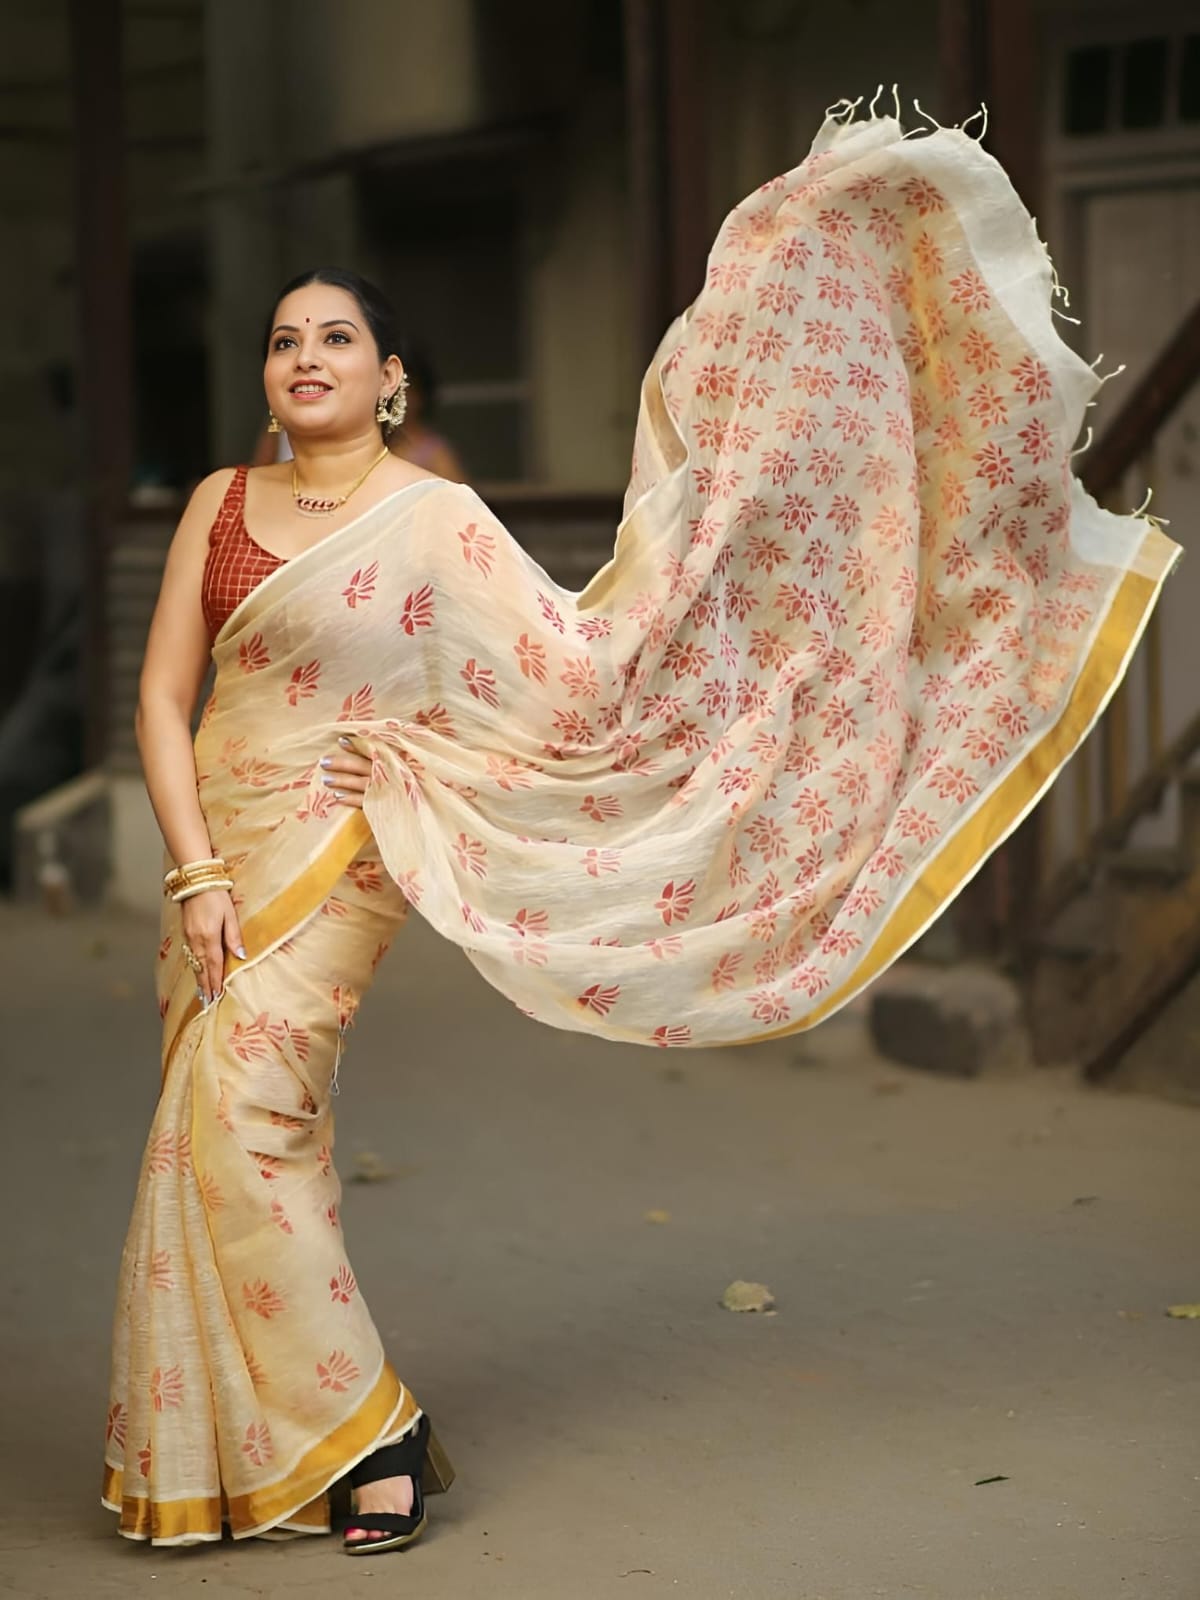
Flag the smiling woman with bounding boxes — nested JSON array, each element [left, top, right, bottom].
[[261, 270, 412, 526], [115, 267, 454, 1555], [105, 111, 1178, 1559]]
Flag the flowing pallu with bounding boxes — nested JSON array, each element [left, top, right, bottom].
[[105, 110, 1180, 1542]]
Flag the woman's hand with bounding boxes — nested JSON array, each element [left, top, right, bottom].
[[319, 737, 373, 810], [181, 888, 245, 1005]]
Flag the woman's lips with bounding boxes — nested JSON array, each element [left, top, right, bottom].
[[289, 384, 332, 401]]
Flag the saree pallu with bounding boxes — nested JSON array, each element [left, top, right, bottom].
[[106, 109, 1179, 1543]]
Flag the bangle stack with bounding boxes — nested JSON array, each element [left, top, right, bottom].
[[164, 857, 234, 903]]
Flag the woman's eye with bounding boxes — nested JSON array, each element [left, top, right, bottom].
[[327, 331, 350, 343], [273, 336, 296, 350]]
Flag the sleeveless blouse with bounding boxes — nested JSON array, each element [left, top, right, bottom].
[[201, 466, 285, 640]]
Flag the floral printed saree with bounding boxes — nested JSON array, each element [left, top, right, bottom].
[[104, 110, 1179, 1544]]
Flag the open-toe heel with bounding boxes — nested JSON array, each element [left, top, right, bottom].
[[422, 1422, 455, 1494], [342, 1411, 452, 1556]]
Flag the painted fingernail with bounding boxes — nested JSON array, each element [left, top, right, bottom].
[[323, 776, 335, 787], [333, 789, 346, 799], [338, 736, 352, 748], [236, 946, 247, 959], [320, 757, 333, 769]]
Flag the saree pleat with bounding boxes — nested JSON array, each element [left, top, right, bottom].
[[107, 109, 1181, 1544], [104, 841, 418, 1543]]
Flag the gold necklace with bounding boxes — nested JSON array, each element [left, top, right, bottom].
[[291, 446, 390, 518]]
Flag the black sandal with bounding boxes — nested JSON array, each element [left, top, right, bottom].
[[342, 1411, 455, 1556]]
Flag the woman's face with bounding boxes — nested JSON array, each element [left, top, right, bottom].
[[264, 283, 399, 440]]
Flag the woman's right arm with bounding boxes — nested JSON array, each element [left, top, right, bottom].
[[136, 469, 243, 1001]]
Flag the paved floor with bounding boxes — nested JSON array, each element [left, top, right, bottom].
[[1, 901, 1197, 1599]]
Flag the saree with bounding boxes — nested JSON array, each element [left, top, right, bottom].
[[104, 109, 1180, 1543]]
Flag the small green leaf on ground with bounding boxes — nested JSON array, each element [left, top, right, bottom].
[[1165, 1303, 1200, 1319]]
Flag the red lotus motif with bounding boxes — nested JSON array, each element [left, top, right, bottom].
[[149, 1365, 184, 1412], [577, 984, 621, 1016], [399, 582, 435, 634], [655, 879, 696, 925], [458, 522, 497, 575], [286, 660, 320, 705], [651, 1025, 692, 1047], [242, 1421, 274, 1467], [238, 633, 270, 673], [329, 1264, 357, 1304], [460, 658, 500, 708], [342, 561, 378, 609], [317, 1350, 360, 1393], [242, 1279, 285, 1319]]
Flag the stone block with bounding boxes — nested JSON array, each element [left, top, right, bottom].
[[868, 961, 1031, 1078], [12, 769, 111, 906]]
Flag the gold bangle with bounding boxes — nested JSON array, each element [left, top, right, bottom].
[[166, 877, 233, 900], [164, 856, 224, 881], [172, 879, 234, 904], [164, 857, 229, 900], [171, 869, 232, 886]]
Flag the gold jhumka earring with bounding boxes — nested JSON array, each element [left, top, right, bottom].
[[266, 411, 282, 434], [376, 373, 409, 429]]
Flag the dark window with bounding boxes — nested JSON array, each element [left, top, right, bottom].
[[360, 169, 529, 482], [132, 240, 210, 490], [1064, 46, 1112, 135], [1120, 37, 1169, 129], [1181, 34, 1200, 122]]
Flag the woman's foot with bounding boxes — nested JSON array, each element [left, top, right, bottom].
[[345, 1473, 415, 1543], [341, 1412, 453, 1555]]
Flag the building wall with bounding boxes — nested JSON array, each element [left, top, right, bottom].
[[310, 0, 483, 150], [0, 7, 76, 498], [202, 0, 638, 489], [1035, 0, 1200, 860], [526, 86, 638, 488], [705, 0, 943, 227]]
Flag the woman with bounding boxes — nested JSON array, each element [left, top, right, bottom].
[[107, 268, 455, 1553], [104, 107, 1178, 1553]]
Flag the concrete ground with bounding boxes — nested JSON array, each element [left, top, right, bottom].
[[1, 900, 1197, 1600]]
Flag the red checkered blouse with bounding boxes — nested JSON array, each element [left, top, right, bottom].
[[201, 466, 285, 639]]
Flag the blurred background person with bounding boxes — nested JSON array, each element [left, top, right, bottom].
[[389, 340, 465, 482]]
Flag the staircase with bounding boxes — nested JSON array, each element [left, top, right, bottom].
[[1023, 300, 1200, 1085], [1029, 721, 1200, 1080], [107, 507, 176, 773]]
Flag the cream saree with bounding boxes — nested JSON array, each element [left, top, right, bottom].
[[104, 110, 1179, 1543]]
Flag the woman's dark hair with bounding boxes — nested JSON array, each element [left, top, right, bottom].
[[262, 268, 399, 362]]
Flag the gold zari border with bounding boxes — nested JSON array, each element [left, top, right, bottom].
[[162, 812, 373, 1075], [727, 526, 1180, 1045], [103, 1361, 415, 1542]]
